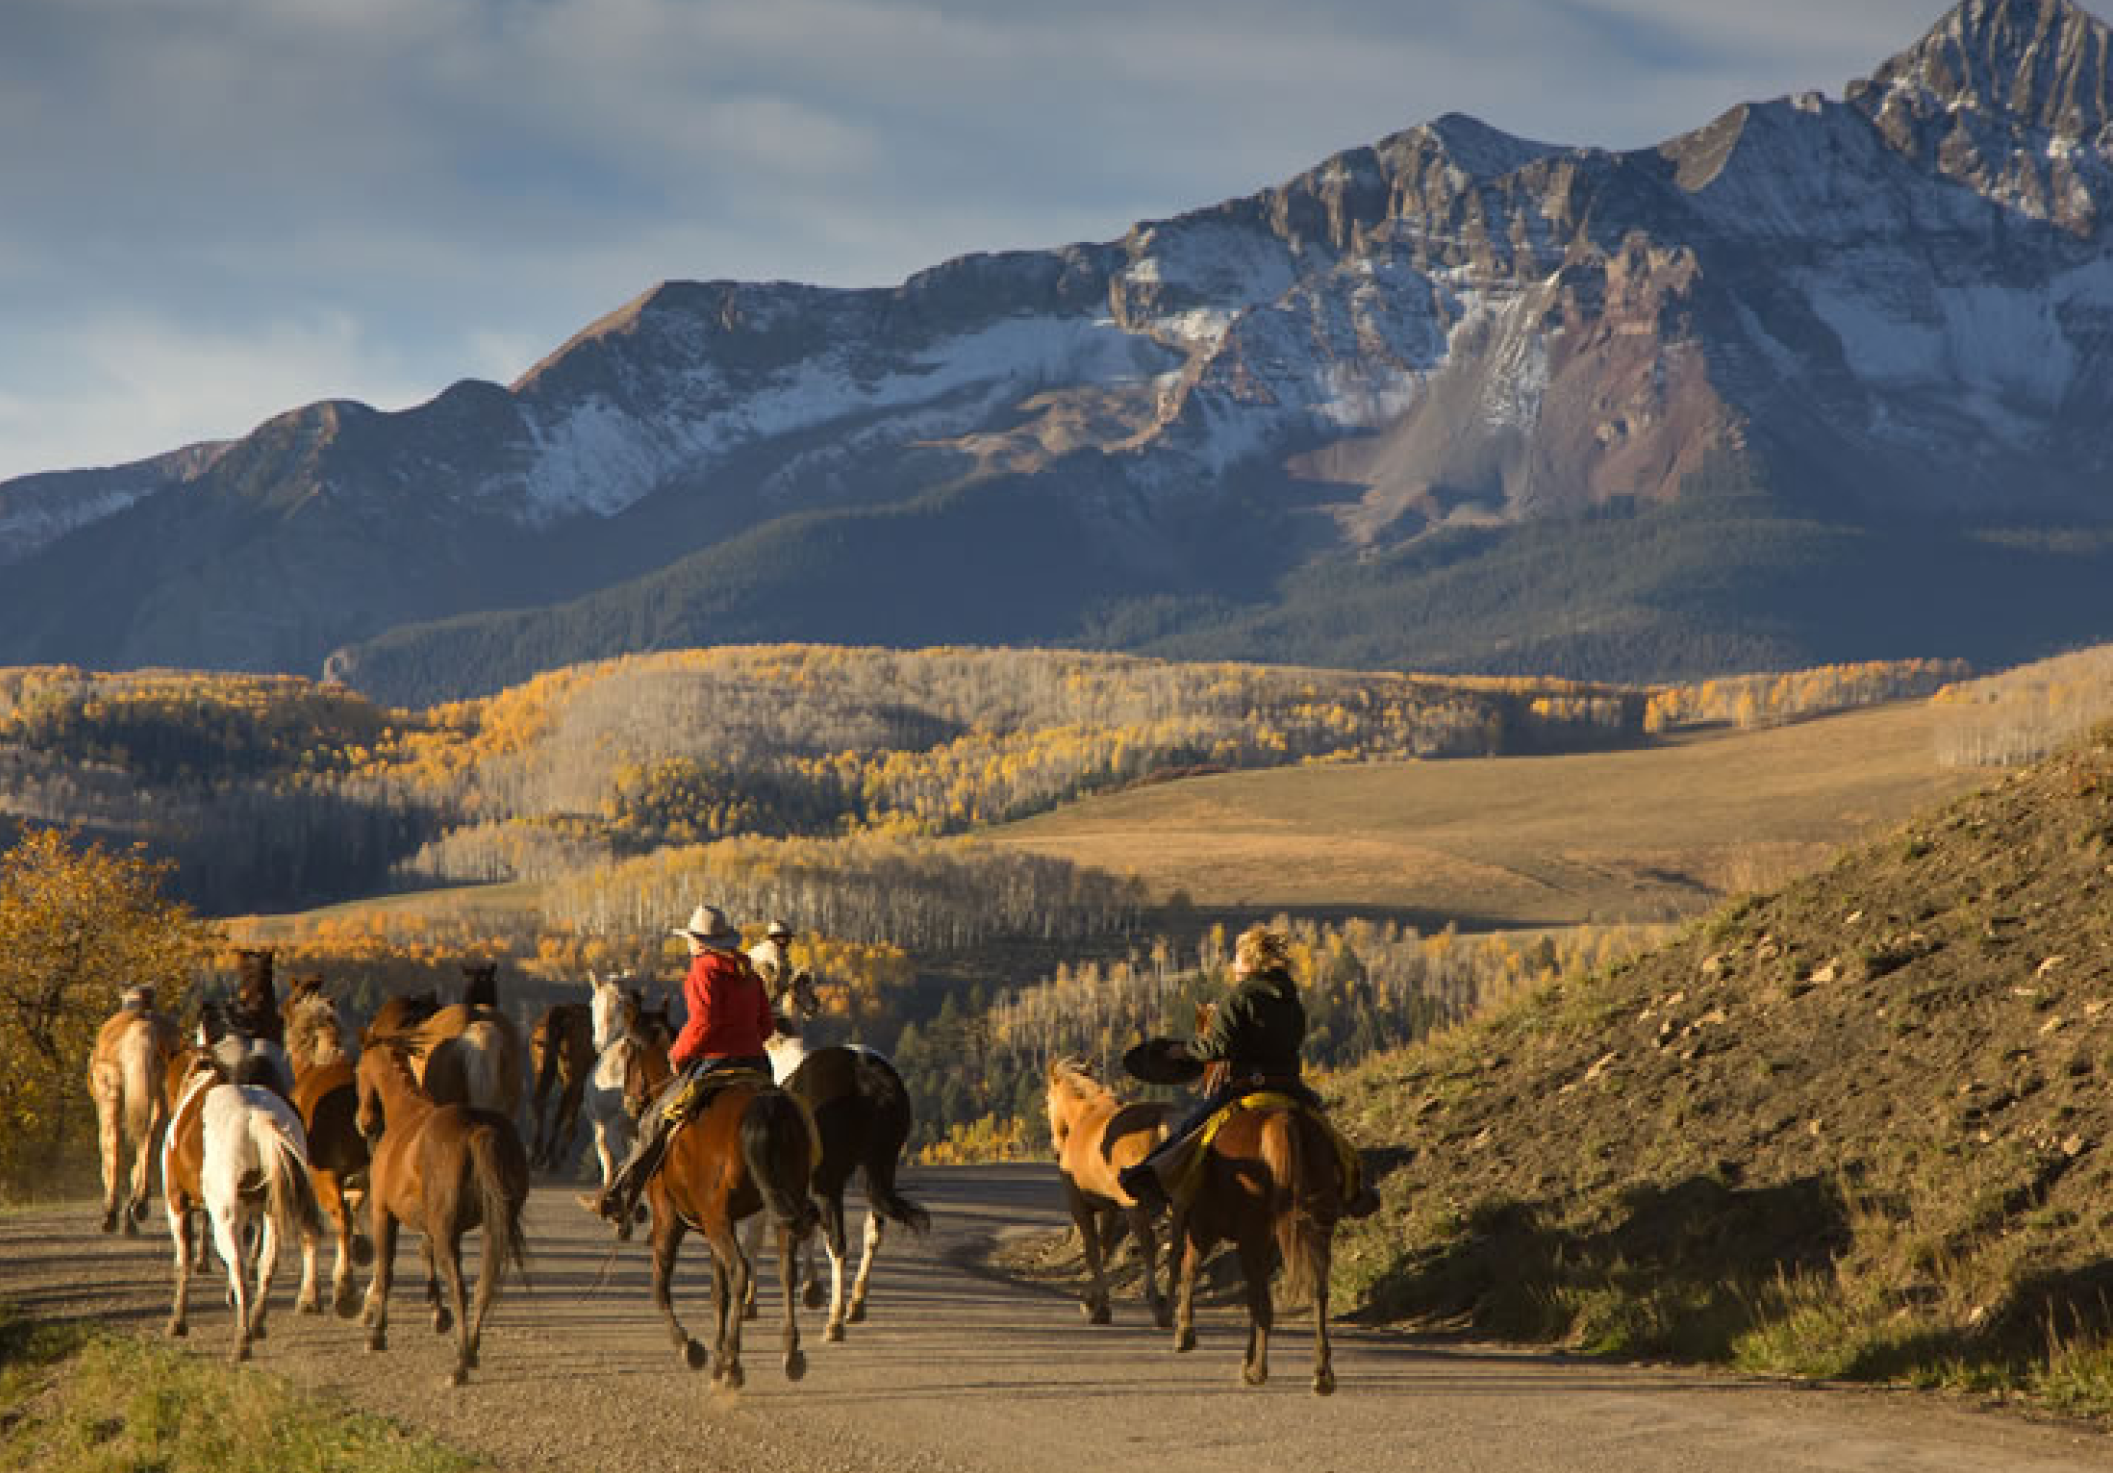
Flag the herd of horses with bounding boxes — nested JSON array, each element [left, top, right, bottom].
[[83, 947, 1353, 1396]]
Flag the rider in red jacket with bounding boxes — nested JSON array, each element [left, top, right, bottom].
[[596, 903, 773, 1227]]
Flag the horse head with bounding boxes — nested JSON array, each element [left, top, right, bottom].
[[460, 962, 499, 1009], [587, 971, 630, 1052]]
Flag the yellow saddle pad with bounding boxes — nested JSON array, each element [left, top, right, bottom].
[[1167, 1092, 1365, 1207]]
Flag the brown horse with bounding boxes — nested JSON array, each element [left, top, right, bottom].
[[230, 946, 285, 1048], [1046, 1057, 1171, 1328], [354, 1035, 531, 1388], [527, 993, 596, 1169], [622, 1060, 819, 1388], [87, 985, 185, 1234], [282, 987, 372, 1317], [1169, 1095, 1342, 1394]]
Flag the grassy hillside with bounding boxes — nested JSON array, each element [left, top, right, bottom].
[[1331, 719, 2113, 1415], [986, 700, 1985, 927]]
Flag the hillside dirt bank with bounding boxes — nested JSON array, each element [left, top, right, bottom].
[[2, 1164, 2106, 1472]]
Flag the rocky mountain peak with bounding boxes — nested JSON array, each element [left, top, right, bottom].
[[1866, 0, 2112, 130]]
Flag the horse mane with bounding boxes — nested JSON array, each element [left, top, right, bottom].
[[1046, 1055, 1112, 1106], [286, 993, 346, 1067]]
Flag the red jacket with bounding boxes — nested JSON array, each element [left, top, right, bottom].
[[668, 947, 774, 1068]]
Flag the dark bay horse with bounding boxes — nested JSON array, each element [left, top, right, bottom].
[[282, 986, 372, 1317], [623, 1062, 819, 1388], [230, 946, 285, 1049], [1170, 1096, 1343, 1394], [528, 994, 596, 1169], [1047, 1056, 1170, 1328], [354, 1035, 530, 1388]]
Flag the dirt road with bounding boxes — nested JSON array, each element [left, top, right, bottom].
[[2, 1164, 2105, 1472]]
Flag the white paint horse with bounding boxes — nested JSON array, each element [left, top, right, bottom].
[[165, 1059, 323, 1362], [577, 974, 672, 1218]]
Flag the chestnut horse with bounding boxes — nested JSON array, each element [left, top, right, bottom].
[[87, 985, 184, 1234], [1046, 1057, 1171, 1328], [282, 986, 372, 1317], [622, 1060, 819, 1388], [1169, 1095, 1343, 1394], [355, 1035, 531, 1388]]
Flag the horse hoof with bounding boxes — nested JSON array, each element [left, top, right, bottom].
[[784, 1349, 806, 1382], [718, 1364, 745, 1391], [166, 1319, 187, 1339], [334, 1293, 360, 1321], [1313, 1370, 1336, 1397], [825, 1322, 845, 1343], [446, 1366, 467, 1389], [1174, 1329, 1195, 1354], [252, 1319, 268, 1341], [1083, 1301, 1110, 1326], [683, 1339, 708, 1371], [297, 1296, 321, 1316], [367, 1331, 387, 1353], [1243, 1364, 1268, 1387], [742, 1303, 758, 1322], [432, 1308, 453, 1334], [233, 1343, 251, 1364], [847, 1301, 867, 1324], [100, 1211, 118, 1235], [802, 1283, 824, 1309], [1153, 1304, 1173, 1331]]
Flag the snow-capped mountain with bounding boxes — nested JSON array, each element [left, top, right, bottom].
[[7, 0, 2113, 696]]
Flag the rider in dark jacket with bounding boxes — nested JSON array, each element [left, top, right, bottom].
[[1120, 925, 1376, 1216]]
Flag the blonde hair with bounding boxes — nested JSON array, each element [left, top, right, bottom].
[[1234, 925, 1291, 977]]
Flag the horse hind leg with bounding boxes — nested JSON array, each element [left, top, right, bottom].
[[422, 1237, 452, 1334], [1126, 1204, 1170, 1330], [1236, 1229, 1275, 1387], [817, 1193, 849, 1341], [435, 1234, 474, 1387], [1069, 1188, 1112, 1325], [846, 1208, 884, 1325], [165, 1200, 197, 1338], [95, 1082, 123, 1233], [777, 1221, 807, 1381]]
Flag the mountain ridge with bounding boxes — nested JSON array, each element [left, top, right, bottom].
[[7, 1, 2113, 696]]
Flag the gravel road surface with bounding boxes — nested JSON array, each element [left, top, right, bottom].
[[3, 1163, 2107, 1472]]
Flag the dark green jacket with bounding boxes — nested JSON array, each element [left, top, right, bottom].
[[1193, 966, 1305, 1080]]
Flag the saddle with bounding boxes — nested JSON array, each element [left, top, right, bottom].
[[661, 1066, 822, 1164], [1162, 1090, 1367, 1210]]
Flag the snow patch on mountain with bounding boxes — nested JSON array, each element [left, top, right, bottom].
[[514, 312, 1177, 524]]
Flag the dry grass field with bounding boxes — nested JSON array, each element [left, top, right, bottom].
[[983, 701, 1987, 928]]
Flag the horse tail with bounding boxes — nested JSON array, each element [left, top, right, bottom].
[[1261, 1109, 1328, 1307], [258, 1107, 324, 1245], [741, 1091, 820, 1237], [459, 1024, 504, 1114], [855, 1053, 930, 1234], [116, 1024, 161, 1143], [469, 1122, 532, 1295]]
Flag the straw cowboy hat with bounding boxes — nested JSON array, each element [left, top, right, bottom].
[[764, 919, 793, 942], [672, 903, 741, 949]]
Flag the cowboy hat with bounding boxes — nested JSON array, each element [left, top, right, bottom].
[[672, 903, 741, 949], [764, 919, 793, 942]]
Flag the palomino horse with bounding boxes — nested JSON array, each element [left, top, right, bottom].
[[751, 978, 928, 1340], [1046, 1056, 1171, 1328], [86, 985, 184, 1234], [362, 989, 523, 1120], [354, 1034, 531, 1388], [282, 986, 372, 1317], [1169, 1095, 1343, 1394], [621, 1057, 818, 1388]]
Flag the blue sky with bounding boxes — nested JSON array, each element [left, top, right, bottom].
[[0, 0, 1958, 482]]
